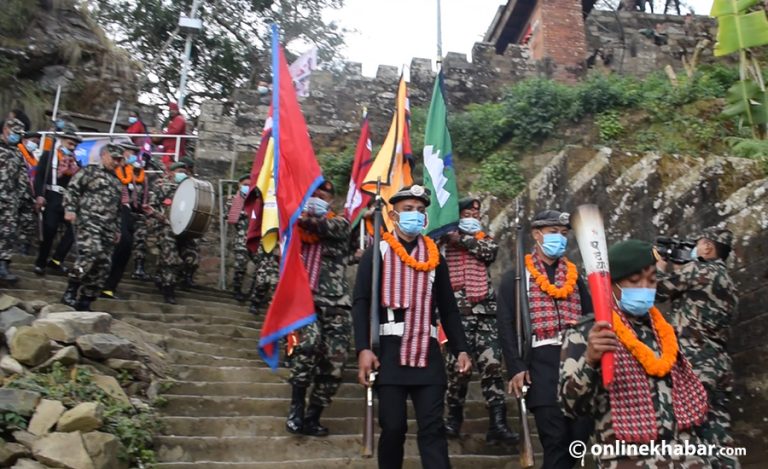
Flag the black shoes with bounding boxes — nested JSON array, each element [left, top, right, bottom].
[[131, 259, 149, 281], [163, 285, 177, 305], [74, 295, 96, 312], [0, 260, 19, 285], [47, 259, 68, 275], [445, 405, 463, 438], [61, 280, 80, 307], [286, 386, 307, 434], [302, 404, 329, 437], [486, 404, 519, 444]]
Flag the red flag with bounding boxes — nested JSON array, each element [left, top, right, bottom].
[[343, 112, 373, 225], [259, 25, 325, 369], [245, 123, 272, 253]]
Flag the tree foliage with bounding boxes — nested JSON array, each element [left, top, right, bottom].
[[86, 0, 346, 108]]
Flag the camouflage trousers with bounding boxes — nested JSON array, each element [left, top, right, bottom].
[[0, 197, 20, 261], [232, 236, 254, 287], [689, 347, 740, 469], [445, 314, 505, 408], [132, 213, 148, 261], [289, 304, 352, 408], [69, 226, 115, 297], [17, 200, 37, 247], [156, 223, 198, 287], [249, 250, 279, 308]]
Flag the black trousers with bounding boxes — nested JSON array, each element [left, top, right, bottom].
[[35, 192, 74, 268], [532, 405, 594, 469], [104, 207, 135, 292], [377, 384, 450, 469]]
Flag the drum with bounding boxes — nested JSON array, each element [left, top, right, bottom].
[[170, 177, 215, 238]]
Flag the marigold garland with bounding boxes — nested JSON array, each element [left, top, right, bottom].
[[475, 231, 487, 240], [382, 232, 440, 272], [525, 254, 577, 300], [298, 211, 335, 244], [115, 166, 145, 185], [613, 306, 678, 378], [18, 144, 37, 168]]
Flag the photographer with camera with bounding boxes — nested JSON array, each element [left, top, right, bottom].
[[656, 227, 739, 469]]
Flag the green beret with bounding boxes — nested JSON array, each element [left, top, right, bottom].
[[181, 156, 195, 167], [238, 174, 250, 182], [459, 197, 480, 211], [170, 162, 187, 171], [608, 239, 656, 282]]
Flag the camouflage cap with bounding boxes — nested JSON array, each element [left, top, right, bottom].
[[59, 122, 82, 143], [117, 141, 140, 152], [458, 197, 481, 212], [4, 118, 25, 134], [531, 210, 571, 229], [700, 227, 733, 248], [104, 143, 124, 158], [389, 184, 431, 207]]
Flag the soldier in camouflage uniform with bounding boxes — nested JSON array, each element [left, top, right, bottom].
[[285, 180, 352, 437], [441, 197, 517, 444], [656, 228, 740, 469], [0, 118, 34, 285], [559, 239, 712, 468], [248, 246, 280, 315], [225, 174, 254, 301], [130, 152, 151, 281], [146, 161, 194, 304], [60, 144, 123, 311], [178, 156, 201, 289], [16, 131, 40, 254]]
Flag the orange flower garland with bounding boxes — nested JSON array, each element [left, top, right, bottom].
[[475, 231, 487, 240], [612, 306, 678, 377], [115, 165, 145, 185], [525, 254, 577, 300], [382, 232, 440, 272]]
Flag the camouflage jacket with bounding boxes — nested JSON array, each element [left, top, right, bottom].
[[0, 143, 34, 210], [656, 260, 737, 360], [298, 213, 351, 307], [148, 177, 179, 223], [444, 232, 499, 315], [559, 315, 711, 468], [64, 165, 122, 236]]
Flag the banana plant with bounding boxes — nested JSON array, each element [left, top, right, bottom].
[[712, 0, 768, 138]]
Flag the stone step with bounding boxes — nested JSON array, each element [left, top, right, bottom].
[[155, 454, 524, 469], [105, 301, 259, 324], [161, 395, 507, 420], [170, 350, 265, 368], [171, 365, 292, 383], [122, 317, 262, 339], [165, 337, 263, 360], [160, 415, 536, 438], [155, 435, 522, 463], [166, 328, 262, 349]]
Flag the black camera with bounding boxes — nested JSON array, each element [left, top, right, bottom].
[[655, 236, 696, 264]]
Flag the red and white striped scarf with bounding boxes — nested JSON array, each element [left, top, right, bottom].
[[381, 235, 435, 368], [609, 311, 708, 443], [301, 241, 323, 292], [527, 253, 582, 340], [227, 193, 246, 225], [446, 243, 489, 304]]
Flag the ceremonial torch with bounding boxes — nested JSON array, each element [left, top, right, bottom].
[[571, 204, 614, 388]]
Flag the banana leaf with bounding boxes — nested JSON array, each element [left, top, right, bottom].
[[714, 11, 768, 56], [723, 80, 760, 125], [711, 0, 760, 17]]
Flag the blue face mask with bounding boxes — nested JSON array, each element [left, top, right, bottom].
[[7, 133, 21, 145], [55, 119, 65, 131], [619, 288, 656, 317], [240, 185, 250, 196], [128, 116, 138, 124], [60, 147, 73, 156], [25, 141, 38, 152], [540, 233, 567, 258], [306, 197, 330, 216], [690, 247, 698, 260], [396, 211, 425, 236], [174, 173, 188, 184], [458, 217, 482, 234], [126, 155, 138, 165]]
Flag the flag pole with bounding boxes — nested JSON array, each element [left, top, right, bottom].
[[436, 0, 443, 63]]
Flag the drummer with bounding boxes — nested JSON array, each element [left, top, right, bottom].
[[146, 161, 195, 304]]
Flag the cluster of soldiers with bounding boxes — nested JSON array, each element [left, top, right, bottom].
[[225, 180, 741, 469], [0, 110, 203, 309]]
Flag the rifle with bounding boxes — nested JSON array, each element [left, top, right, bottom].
[[513, 198, 535, 469], [362, 178, 383, 458]]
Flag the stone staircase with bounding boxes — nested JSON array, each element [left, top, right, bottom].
[[3, 256, 539, 468]]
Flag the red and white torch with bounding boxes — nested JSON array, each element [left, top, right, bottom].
[[572, 204, 614, 388]]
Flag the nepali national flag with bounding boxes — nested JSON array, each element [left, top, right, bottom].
[[343, 110, 373, 227], [258, 24, 325, 369]]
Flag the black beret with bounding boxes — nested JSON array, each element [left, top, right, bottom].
[[389, 184, 431, 207], [531, 210, 571, 229], [170, 162, 188, 171], [459, 197, 480, 212], [317, 180, 335, 194], [608, 239, 656, 281]]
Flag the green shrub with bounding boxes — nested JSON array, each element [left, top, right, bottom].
[[501, 79, 577, 147], [448, 102, 508, 160], [471, 151, 525, 200], [574, 73, 641, 116], [0, 0, 38, 38], [318, 148, 354, 197]]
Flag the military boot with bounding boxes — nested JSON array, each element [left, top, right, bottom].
[[0, 260, 19, 285], [47, 259, 68, 275], [486, 403, 519, 444], [286, 385, 307, 434], [445, 405, 463, 438], [302, 403, 329, 437], [180, 272, 197, 290], [131, 259, 149, 280], [163, 285, 177, 305], [74, 295, 96, 312], [61, 280, 81, 307], [232, 273, 245, 302]]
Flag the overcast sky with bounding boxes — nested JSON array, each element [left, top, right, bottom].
[[328, 0, 715, 77]]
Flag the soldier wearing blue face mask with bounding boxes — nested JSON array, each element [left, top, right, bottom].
[[496, 209, 594, 469], [0, 118, 34, 284]]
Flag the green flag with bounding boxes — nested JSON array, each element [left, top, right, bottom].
[[423, 70, 459, 237]]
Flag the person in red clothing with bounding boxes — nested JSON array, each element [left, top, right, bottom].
[[161, 102, 187, 169], [125, 110, 147, 142]]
